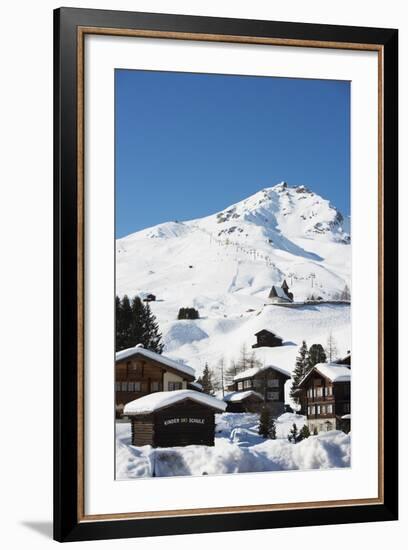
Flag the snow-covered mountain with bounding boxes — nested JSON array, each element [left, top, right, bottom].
[[116, 182, 351, 378]]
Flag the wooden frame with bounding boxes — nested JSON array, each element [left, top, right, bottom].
[[54, 7, 398, 542]]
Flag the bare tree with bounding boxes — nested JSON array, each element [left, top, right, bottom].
[[325, 331, 338, 363], [214, 357, 226, 397]]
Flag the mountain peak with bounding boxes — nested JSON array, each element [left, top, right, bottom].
[[202, 182, 349, 245]]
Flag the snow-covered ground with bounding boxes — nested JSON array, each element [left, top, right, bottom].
[[116, 413, 351, 479]]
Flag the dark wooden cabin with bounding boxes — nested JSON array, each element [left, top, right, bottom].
[[252, 329, 283, 348], [143, 293, 156, 302], [231, 365, 291, 416], [115, 344, 195, 415], [124, 390, 226, 447], [295, 363, 351, 433], [334, 352, 351, 366]]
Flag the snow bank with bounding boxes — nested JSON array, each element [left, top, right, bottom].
[[116, 412, 350, 479]]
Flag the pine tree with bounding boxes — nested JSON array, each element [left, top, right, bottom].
[[130, 296, 146, 346], [115, 295, 123, 350], [308, 344, 327, 372], [142, 302, 164, 353], [288, 423, 299, 444], [197, 363, 215, 395], [115, 295, 164, 353], [116, 295, 133, 350], [258, 407, 277, 439], [290, 341, 309, 404], [340, 284, 351, 301], [299, 424, 311, 441]]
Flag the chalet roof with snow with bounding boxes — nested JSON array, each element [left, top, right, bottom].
[[123, 389, 227, 415], [334, 352, 351, 366], [298, 363, 351, 387], [116, 344, 195, 380], [269, 286, 291, 300], [234, 364, 291, 382], [223, 390, 263, 403]]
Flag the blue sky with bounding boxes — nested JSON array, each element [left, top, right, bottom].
[[115, 69, 350, 238]]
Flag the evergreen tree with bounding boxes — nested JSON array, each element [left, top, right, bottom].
[[299, 424, 311, 441], [116, 295, 133, 350], [290, 341, 309, 404], [340, 284, 351, 301], [177, 307, 199, 320], [288, 423, 299, 444], [115, 294, 163, 353], [115, 295, 123, 350], [130, 296, 146, 346], [142, 302, 164, 354], [258, 407, 277, 439], [308, 344, 327, 371], [197, 363, 215, 395]]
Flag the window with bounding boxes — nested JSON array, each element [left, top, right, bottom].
[[121, 382, 128, 391], [316, 405, 321, 414], [243, 380, 252, 389], [307, 406, 311, 415], [327, 404, 333, 414], [307, 388, 314, 398], [115, 382, 121, 391], [168, 381, 182, 391], [309, 405, 315, 415], [150, 381, 161, 392], [267, 391, 279, 401], [321, 405, 326, 414], [267, 379, 279, 388], [316, 387, 323, 397], [253, 380, 261, 388], [237, 382, 243, 390], [127, 381, 141, 392]]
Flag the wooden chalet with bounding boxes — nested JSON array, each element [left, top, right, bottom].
[[334, 352, 351, 366], [268, 279, 294, 303], [223, 390, 263, 413], [231, 364, 291, 416], [124, 390, 226, 447], [295, 363, 351, 433], [252, 329, 283, 348], [115, 344, 195, 415]]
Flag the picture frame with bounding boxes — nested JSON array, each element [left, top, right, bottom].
[[54, 7, 398, 542]]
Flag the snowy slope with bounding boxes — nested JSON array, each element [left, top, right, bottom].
[[116, 182, 351, 379]]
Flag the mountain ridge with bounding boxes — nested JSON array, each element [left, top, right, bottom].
[[116, 182, 351, 376]]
